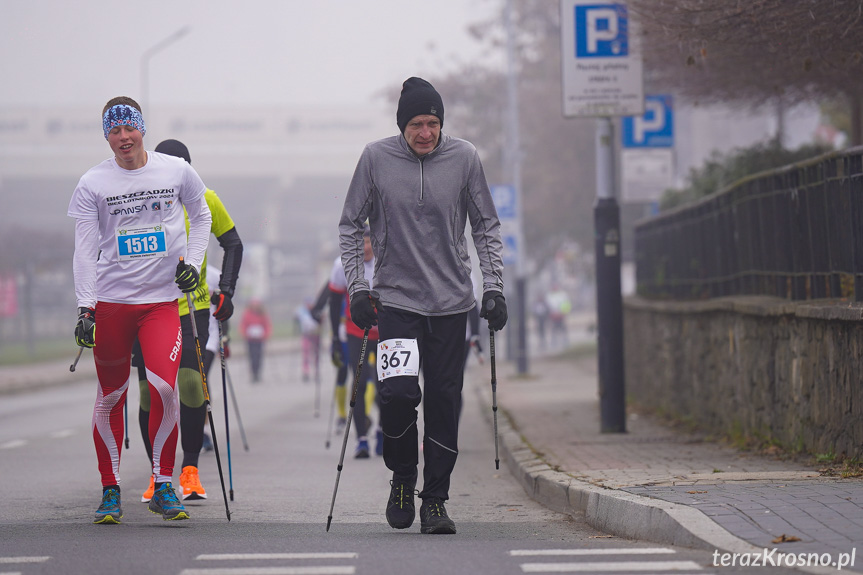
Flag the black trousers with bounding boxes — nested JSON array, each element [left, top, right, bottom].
[[377, 307, 467, 500]]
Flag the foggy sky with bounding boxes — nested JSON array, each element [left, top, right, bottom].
[[0, 0, 497, 109]]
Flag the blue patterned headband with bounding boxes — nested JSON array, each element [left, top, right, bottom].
[[102, 105, 146, 140]]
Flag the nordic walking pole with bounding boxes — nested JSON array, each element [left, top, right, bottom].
[[224, 362, 250, 451], [314, 356, 321, 418], [325, 381, 337, 449], [181, 257, 231, 521], [217, 320, 234, 501], [326, 327, 370, 532], [327, 289, 379, 532], [487, 299, 500, 470], [124, 395, 130, 449], [70, 347, 84, 372]]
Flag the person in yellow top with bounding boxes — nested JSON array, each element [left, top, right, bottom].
[[133, 139, 243, 503]]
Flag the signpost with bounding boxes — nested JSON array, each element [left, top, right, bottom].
[[491, 184, 520, 268], [622, 94, 675, 203], [561, 0, 643, 433]]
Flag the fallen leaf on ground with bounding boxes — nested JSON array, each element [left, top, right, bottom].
[[772, 534, 801, 544]]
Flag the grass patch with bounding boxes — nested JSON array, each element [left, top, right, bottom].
[[0, 338, 74, 366]]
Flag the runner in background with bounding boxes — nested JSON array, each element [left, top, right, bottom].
[[240, 299, 272, 382], [133, 139, 243, 504], [295, 297, 321, 383], [311, 279, 350, 435], [328, 225, 382, 458]]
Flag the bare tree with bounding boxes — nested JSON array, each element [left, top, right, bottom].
[[630, 0, 863, 143]]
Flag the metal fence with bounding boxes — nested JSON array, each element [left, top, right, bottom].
[[634, 146, 863, 301]]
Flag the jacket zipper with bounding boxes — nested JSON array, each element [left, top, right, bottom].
[[418, 158, 425, 202]]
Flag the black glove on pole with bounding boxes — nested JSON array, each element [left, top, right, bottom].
[[211, 292, 234, 321], [349, 289, 382, 330], [175, 260, 200, 293], [479, 291, 507, 331], [74, 307, 96, 348]]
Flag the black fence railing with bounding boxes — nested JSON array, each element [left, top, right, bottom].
[[634, 146, 863, 301]]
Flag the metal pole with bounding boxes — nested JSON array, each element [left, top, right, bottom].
[[140, 26, 190, 118], [595, 117, 626, 433], [505, 0, 528, 374]]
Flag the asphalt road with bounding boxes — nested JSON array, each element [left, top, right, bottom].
[[0, 345, 800, 574]]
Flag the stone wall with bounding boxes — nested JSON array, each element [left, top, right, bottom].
[[624, 295, 863, 459]]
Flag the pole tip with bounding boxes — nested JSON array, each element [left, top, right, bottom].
[[326, 517, 332, 532]]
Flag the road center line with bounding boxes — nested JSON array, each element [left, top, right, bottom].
[[0, 557, 49, 564], [520, 560, 703, 572], [510, 548, 676, 556], [181, 567, 356, 575], [196, 554, 358, 561]]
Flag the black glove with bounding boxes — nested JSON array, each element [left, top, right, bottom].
[[349, 290, 381, 330], [331, 338, 344, 368], [74, 307, 96, 348], [174, 261, 200, 293], [480, 291, 507, 331], [210, 291, 234, 321]]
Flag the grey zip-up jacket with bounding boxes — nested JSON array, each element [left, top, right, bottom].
[[339, 132, 504, 316]]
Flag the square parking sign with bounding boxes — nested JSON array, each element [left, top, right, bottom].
[[561, 0, 643, 117]]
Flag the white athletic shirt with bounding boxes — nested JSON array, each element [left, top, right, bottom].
[[68, 152, 211, 308]]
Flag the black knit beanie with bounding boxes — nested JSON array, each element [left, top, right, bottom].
[[155, 139, 191, 164], [396, 77, 444, 134]]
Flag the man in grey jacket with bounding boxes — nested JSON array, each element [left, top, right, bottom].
[[338, 77, 507, 535]]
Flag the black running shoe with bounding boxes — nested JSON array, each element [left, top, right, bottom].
[[420, 497, 456, 534], [386, 478, 416, 529]]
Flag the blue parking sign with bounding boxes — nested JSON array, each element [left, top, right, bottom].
[[575, 4, 628, 58], [491, 185, 517, 220], [502, 234, 518, 266], [622, 94, 673, 148]]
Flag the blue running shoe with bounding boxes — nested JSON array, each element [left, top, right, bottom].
[[354, 438, 370, 459], [94, 487, 123, 525], [148, 482, 189, 521]]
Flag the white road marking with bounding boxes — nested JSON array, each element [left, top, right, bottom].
[[520, 561, 703, 572], [0, 556, 50, 563], [196, 554, 357, 561], [180, 568, 355, 575], [510, 548, 676, 556], [49, 429, 75, 438], [0, 440, 27, 450]]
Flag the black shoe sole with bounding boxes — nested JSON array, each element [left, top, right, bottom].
[[421, 520, 456, 534], [386, 513, 415, 529]]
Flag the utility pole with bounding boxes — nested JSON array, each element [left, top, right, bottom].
[[505, 0, 528, 375], [140, 26, 191, 118]]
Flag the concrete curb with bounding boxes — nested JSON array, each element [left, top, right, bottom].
[[472, 381, 841, 575]]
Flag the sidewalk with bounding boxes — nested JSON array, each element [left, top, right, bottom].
[[465, 336, 863, 574]]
